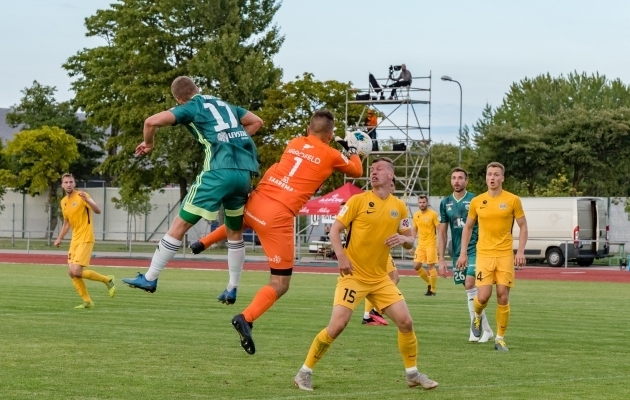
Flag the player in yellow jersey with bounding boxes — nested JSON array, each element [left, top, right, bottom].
[[363, 181, 400, 326], [294, 158, 438, 391], [410, 195, 440, 295], [457, 162, 528, 352], [54, 173, 116, 308]]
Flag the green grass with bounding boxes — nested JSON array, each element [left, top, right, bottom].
[[0, 264, 628, 399]]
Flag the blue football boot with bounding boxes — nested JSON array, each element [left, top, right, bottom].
[[122, 273, 158, 293], [217, 288, 237, 305]]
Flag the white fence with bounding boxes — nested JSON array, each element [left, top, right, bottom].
[[1, 188, 629, 247]]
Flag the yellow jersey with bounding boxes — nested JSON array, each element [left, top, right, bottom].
[[337, 191, 410, 283], [468, 190, 525, 257], [412, 208, 439, 247], [61, 191, 95, 243]]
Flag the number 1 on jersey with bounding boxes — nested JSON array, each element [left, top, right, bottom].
[[203, 101, 238, 132], [288, 157, 303, 177]]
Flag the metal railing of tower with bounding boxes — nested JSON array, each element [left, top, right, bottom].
[[344, 71, 432, 198]]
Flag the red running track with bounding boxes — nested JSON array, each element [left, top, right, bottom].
[[2, 253, 630, 283]]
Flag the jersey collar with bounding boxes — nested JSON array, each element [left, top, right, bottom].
[[452, 191, 468, 203]]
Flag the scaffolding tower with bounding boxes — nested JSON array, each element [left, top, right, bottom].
[[344, 72, 432, 199]]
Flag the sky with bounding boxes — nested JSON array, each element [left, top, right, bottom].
[[1, 0, 629, 144]]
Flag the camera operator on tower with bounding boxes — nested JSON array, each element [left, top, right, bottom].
[[388, 63, 411, 100]]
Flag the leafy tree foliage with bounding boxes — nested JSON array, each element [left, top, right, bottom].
[[0, 127, 79, 238], [64, 0, 283, 201], [472, 72, 630, 196], [6, 81, 103, 181]]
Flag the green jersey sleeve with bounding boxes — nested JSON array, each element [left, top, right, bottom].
[[230, 105, 248, 121], [170, 102, 196, 126]]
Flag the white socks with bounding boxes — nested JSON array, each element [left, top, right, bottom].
[[145, 234, 181, 281], [363, 311, 370, 319], [466, 287, 493, 333], [466, 288, 477, 322], [405, 367, 418, 375], [226, 240, 245, 290]]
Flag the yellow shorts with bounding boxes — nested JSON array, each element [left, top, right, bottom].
[[386, 255, 397, 274], [68, 242, 94, 267], [333, 275, 404, 312], [475, 255, 514, 288], [414, 246, 438, 264]]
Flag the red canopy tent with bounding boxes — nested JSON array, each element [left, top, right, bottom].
[[298, 183, 363, 216]]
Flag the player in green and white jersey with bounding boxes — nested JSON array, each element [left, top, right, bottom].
[[123, 76, 263, 293], [437, 167, 494, 343]]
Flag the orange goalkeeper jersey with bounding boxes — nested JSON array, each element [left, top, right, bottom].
[[255, 135, 363, 215]]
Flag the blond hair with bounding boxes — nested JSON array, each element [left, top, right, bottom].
[[486, 162, 505, 174]]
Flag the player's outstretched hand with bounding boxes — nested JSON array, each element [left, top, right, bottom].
[[334, 136, 357, 155], [135, 141, 153, 156]]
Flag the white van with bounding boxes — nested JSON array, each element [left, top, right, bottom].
[[513, 197, 610, 267]]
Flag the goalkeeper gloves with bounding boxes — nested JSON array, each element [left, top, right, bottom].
[[334, 136, 358, 155]]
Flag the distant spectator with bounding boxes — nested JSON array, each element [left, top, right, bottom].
[[320, 224, 331, 241], [388, 64, 412, 99], [366, 109, 379, 151]]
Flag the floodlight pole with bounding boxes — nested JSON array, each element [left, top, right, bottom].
[[441, 75, 463, 167]]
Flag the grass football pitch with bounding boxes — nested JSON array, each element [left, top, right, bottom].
[[0, 263, 628, 400]]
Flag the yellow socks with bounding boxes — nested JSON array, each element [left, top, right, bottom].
[[496, 303, 510, 337], [304, 329, 335, 369], [71, 277, 91, 302], [398, 330, 418, 368], [429, 268, 437, 293], [474, 296, 488, 316], [82, 270, 110, 283], [416, 267, 429, 283]]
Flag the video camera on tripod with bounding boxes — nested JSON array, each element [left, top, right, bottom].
[[389, 65, 402, 78]]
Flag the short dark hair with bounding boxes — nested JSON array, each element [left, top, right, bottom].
[[309, 110, 335, 134], [171, 76, 199, 101], [418, 194, 428, 201], [451, 167, 468, 179]]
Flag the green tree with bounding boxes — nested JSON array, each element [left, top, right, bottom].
[[64, 0, 283, 202], [472, 72, 630, 196], [6, 81, 103, 181], [254, 73, 363, 193], [0, 127, 79, 239]]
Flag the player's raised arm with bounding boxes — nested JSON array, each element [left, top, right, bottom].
[[78, 191, 101, 214], [240, 111, 263, 136], [137, 110, 177, 156]]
